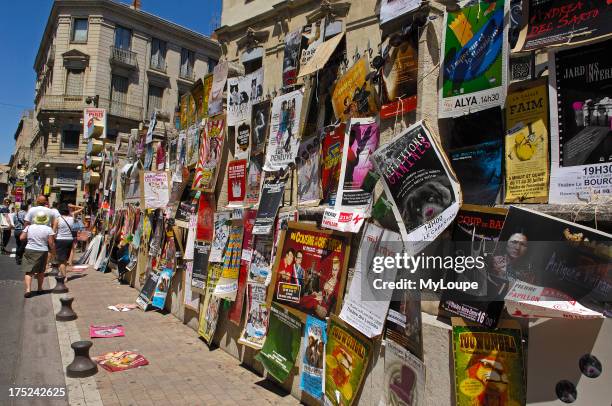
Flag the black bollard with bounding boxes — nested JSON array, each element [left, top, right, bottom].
[[52, 276, 68, 294], [66, 341, 98, 378], [48, 263, 59, 277], [56, 296, 77, 321]]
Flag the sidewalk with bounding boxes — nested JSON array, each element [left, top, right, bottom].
[[56, 269, 300, 406]]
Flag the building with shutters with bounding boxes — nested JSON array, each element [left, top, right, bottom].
[[30, 0, 220, 205]]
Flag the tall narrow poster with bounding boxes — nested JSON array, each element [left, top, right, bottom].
[[151, 268, 174, 310], [213, 222, 243, 300], [283, 29, 302, 87], [238, 282, 269, 349], [245, 152, 264, 206], [210, 212, 231, 263], [254, 302, 303, 382], [251, 100, 271, 155], [192, 117, 225, 192], [439, 0, 509, 118], [249, 234, 274, 285], [209, 61, 228, 117], [183, 262, 200, 311], [200, 74, 213, 120], [198, 263, 223, 344], [505, 79, 549, 203], [321, 124, 345, 205], [227, 159, 247, 207], [186, 125, 199, 167], [227, 67, 264, 126], [235, 120, 251, 160], [192, 241, 211, 293], [379, 339, 425, 406], [300, 315, 327, 400], [297, 136, 321, 205], [263, 90, 304, 171], [196, 193, 214, 242], [548, 39, 612, 203], [253, 173, 287, 235], [228, 209, 256, 324]]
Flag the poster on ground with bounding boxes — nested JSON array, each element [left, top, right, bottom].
[[90, 325, 125, 339], [198, 263, 223, 344], [379, 339, 425, 406], [297, 136, 321, 205], [209, 61, 228, 117], [255, 302, 303, 382], [93, 351, 149, 372], [213, 222, 244, 300], [210, 212, 231, 262], [548, 39, 612, 203], [263, 89, 304, 171], [227, 159, 247, 207], [142, 171, 170, 209], [253, 173, 287, 235], [192, 116, 225, 192], [438, 0, 509, 118], [324, 315, 372, 406], [332, 57, 378, 122], [300, 315, 327, 400], [227, 67, 264, 126], [183, 262, 201, 311]]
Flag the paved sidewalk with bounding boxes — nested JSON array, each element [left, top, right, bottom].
[[57, 269, 300, 406]]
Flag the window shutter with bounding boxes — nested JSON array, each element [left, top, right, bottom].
[[65, 70, 84, 95]]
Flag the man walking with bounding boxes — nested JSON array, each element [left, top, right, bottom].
[[21, 211, 56, 298], [12, 203, 28, 265], [25, 195, 58, 227]]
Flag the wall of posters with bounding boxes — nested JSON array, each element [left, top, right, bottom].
[[300, 315, 327, 399], [151, 267, 174, 310], [322, 124, 345, 205], [183, 262, 200, 311], [379, 339, 425, 406], [83, 107, 107, 139], [142, 171, 170, 209], [379, 0, 422, 25], [198, 263, 223, 344], [505, 79, 549, 203], [196, 193, 214, 242], [213, 222, 244, 300], [227, 67, 264, 126], [439, 0, 509, 118], [324, 315, 372, 406], [210, 212, 230, 263], [253, 173, 287, 235], [254, 302, 303, 382], [209, 61, 228, 117], [297, 136, 321, 205], [238, 282, 269, 349], [264, 89, 303, 171], [283, 29, 302, 87], [227, 159, 247, 207], [450, 140, 502, 205], [548, 39, 612, 203], [332, 57, 378, 122], [192, 117, 225, 192], [267, 222, 351, 321], [192, 241, 211, 293]]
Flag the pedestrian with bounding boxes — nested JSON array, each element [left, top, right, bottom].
[[21, 210, 56, 298], [53, 203, 76, 279], [0, 197, 13, 253], [25, 195, 58, 227], [12, 203, 28, 265]]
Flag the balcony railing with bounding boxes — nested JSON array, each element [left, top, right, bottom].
[[39, 94, 91, 111], [110, 46, 138, 69], [98, 97, 143, 122], [179, 66, 195, 81]]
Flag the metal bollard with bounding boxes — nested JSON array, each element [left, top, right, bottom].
[[66, 341, 98, 378], [56, 296, 77, 321], [52, 276, 68, 294]]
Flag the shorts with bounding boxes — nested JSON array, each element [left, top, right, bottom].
[[55, 239, 74, 263], [22, 249, 49, 275]]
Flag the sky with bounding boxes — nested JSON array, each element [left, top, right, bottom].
[[0, 0, 221, 164]]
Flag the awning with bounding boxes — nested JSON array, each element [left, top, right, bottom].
[[298, 33, 344, 78]]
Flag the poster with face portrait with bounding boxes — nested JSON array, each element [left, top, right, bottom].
[[251, 100, 271, 155], [227, 159, 247, 207], [300, 20, 325, 67], [227, 67, 264, 126], [253, 173, 288, 235], [151, 267, 174, 310], [283, 29, 302, 87], [267, 222, 351, 321], [238, 282, 269, 349], [371, 121, 461, 254], [192, 116, 225, 192], [297, 136, 321, 205], [264, 90, 304, 171], [300, 315, 327, 399], [271, 210, 299, 268], [331, 57, 378, 122]]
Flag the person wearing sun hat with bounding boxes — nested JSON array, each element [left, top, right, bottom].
[[20, 210, 56, 298]]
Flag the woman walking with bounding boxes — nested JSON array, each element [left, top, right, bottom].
[[53, 203, 76, 278], [12, 203, 28, 265], [21, 211, 55, 298]]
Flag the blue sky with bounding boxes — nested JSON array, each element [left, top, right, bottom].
[[0, 0, 221, 164]]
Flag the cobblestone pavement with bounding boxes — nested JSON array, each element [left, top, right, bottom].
[[56, 269, 300, 406]]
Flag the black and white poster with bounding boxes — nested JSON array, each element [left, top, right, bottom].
[[251, 100, 271, 155], [253, 173, 287, 235], [296, 136, 321, 205], [227, 67, 264, 126], [264, 90, 303, 171], [283, 29, 302, 87], [192, 241, 211, 293]]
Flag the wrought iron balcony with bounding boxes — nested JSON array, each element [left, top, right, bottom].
[[110, 46, 138, 69], [98, 97, 143, 122]]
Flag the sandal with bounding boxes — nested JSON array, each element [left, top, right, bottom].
[[24, 292, 33, 298]]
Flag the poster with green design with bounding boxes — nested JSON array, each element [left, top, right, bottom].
[[324, 315, 372, 406], [439, 0, 509, 118], [452, 318, 525, 406], [255, 302, 303, 382]]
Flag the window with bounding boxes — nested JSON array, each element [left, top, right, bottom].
[[147, 85, 163, 118], [179, 48, 194, 79], [65, 69, 84, 95], [241, 48, 263, 74], [62, 130, 80, 150], [114, 26, 132, 50], [110, 75, 128, 116], [150, 38, 166, 71], [71, 18, 88, 42]]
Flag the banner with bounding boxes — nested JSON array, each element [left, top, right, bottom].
[[297, 136, 321, 205], [151, 267, 174, 310], [264, 89, 304, 171], [379, 339, 425, 406], [210, 212, 231, 263], [83, 108, 107, 139], [192, 117, 225, 192], [321, 124, 345, 205], [548, 39, 612, 203], [300, 315, 327, 399], [332, 57, 378, 122], [227, 67, 264, 126], [283, 29, 302, 87], [198, 263, 223, 344], [192, 241, 211, 293], [253, 173, 287, 235], [238, 282, 269, 349], [254, 302, 303, 382], [142, 171, 170, 209], [439, 0, 509, 118], [504, 79, 549, 203], [379, 0, 421, 24], [227, 159, 247, 207], [450, 140, 503, 205], [183, 262, 201, 311], [213, 222, 244, 300], [209, 61, 228, 117]]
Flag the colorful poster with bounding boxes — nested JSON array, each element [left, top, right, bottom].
[[321, 124, 345, 205], [324, 315, 372, 406], [253, 173, 287, 235], [251, 100, 271, 155], [384, 290, 423, 359], [192, 117, 225, 192], [227, 159, 247, 207], [210, 212, 231, 262], [267, 222, 351, 321], [196, 193, 214, 241], [89, 325, 125, 338], [249, 234, 274, 285], [227, 67, 264, 126], [270, 210, 299, 274], [198, 264, 223, 344], [93, 351, 149, 372], [450, 140, 503, 205], [283, 29, 302, 87], [209, 60, 228, 117], [452, 319, 525, 406], [505, 79, 549, 203], [381, 33, 418, 118], [332, 57, 378, 122], [83, 107, 107, 139], [180, 93, 189, 129], [151, 267, 174, 310], [186, 125, 199, 167], [192, 81, 204, 123], [192, 241, 211, 292], [371, 121, 461, 254], [183, 261, 201, 311], [228, 209, 257, 324], [548, 39, 612, 203], [254, 302, 303, 382], [379, 0, 422, 24], [238, 282, 269, 349], [213, 223, 244, 300], [439, 0, 509, 118], [136, 269, 158, 311], [300, 315, 327, 399], [245, 152, 264, 206], [200, 74, 213, 120], [379, 339, 425, 406], [297, 136, 321, 205], [516, 0, 612, 51], [142, 171, 170, 209], [263, 89, 303, 171]]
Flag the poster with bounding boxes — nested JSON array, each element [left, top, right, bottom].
[[379, 339, 425, 406], [297, 136, 321, 205], [249, 234, 274, 285], [300, 315, 327, 399], [228, 209, 257, 324], [209, 60, 228, 117], [515, 0, 612, 51], [245, 152, 264, 206], [200, 74, 213, 120], [253, 173, 287, 235], [89, 325, 125, 338], [263, 89, 303, 171], [438, 0, 509, 118], [254, 302, 303, 382], [251, 100, 271, 155], [324, 315, 372, 406], [322, 124, 345, 205], [186, 125, 199, 167], [332, 57, 378, 122], [213, 222, 244, 300], [196, 193, 214, 242], [180, 93, 188, 129], [192, 116, 225, 192], [192, 80, 204, 123], [381, 33, 419, 118], [339, 223, 401, 338], [548, 39, 612, 203], [450, 140, 503, 205], [504, 79, 549, 203], [83, 107, 107, 139], [227, 159, 247, 207], [192, 241, 211, 293], [93, 351, 149, 372], [198, 263, 223, 344], [267, 222, 351, 321], [300, 20, 325, 67], [227, 67, 264, 126], [283, 29, 302, 87], [183, 262, 200, 311], [235, 120, 250, 160], [371, 121, 461, 254], [379, 0, 422, 24], [142, 171, 170, 209], [384, 290, 423, 359], [151, 267, 174, 310], [238, 282, 269, 349], [452, 319, 525, 406], [136, 268, 159, 310], [270, 210, 299, 273], [210, 211, 231, 262]]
